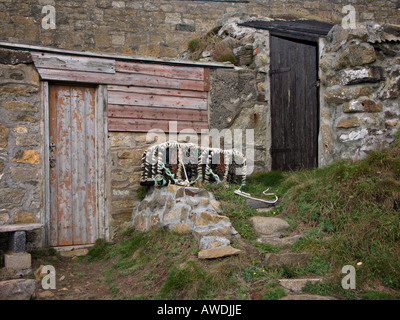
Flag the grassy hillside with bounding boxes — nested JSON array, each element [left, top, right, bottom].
[[84, 132, 400, 300]]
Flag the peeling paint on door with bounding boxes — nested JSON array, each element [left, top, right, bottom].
[[49, 84, 97, 246]]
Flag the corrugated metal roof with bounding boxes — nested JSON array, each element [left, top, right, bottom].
[[239, 19, 336, 40]]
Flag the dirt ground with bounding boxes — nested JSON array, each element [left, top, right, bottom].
[[33, 255, 113, 300]]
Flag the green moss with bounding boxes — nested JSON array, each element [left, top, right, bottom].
[[215, 53, 237, 65], [188, 38, 200, 53]]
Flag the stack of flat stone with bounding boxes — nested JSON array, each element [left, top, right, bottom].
[[132, 185, 241, 259]]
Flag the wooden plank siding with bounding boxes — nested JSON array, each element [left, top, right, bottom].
[[31, 52, 116, 74], [33, 52, 210, 133]]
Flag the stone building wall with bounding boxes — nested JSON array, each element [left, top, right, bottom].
[[0, 0, 398, 58], [0, 49, 43, 250], [319, 23, 400, 165], [108, 132, 150, 236]]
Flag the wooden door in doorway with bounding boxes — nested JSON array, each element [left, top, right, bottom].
[[49, 84, 97, 246], [270, 35, 319, 171]]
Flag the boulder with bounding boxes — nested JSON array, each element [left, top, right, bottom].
[[0, 279, 37, 300], [250, 216, 290, 236]]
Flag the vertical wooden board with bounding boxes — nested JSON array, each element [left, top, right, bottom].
[[42, 82, 51, 247], [270, 35, 318, 171], [203, 68, 210, 92], [49, 85, 58, 246], [70, 87, 86, 245], [85, 87, 97, 244], [96, 85, 108, 240], [56, 86, 73, 246]]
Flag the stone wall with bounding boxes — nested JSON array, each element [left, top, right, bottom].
[[108, 132, 151, 236], [319, 23, 400, 165], [132, 184, 237, 251], [0, 49, 43, 250], [0, 0, 398, 58], [208, 23, 270, 173]]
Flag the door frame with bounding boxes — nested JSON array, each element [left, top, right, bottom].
[[266, 31, 320, 171], [41, 81, 109, 247]]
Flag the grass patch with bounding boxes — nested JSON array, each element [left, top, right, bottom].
[[362, 291, 400, 300], [86, 238, 113, 261], [262, 282, 286, 300], [204, 136, 400, 298]]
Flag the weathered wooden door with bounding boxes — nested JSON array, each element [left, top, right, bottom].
[[49, 84, 97, 246], [270, 35, 319, 171]]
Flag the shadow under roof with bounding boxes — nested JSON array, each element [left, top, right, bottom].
[[239, 19, 336, 41]]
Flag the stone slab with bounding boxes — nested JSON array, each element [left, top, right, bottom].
[[0, 223, 43, 232], [198, 245, 241, 259], [0, 279, 37, 300], [279, 278, 323, 293]]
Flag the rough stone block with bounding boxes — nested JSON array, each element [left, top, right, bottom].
[[14, 211, 35, 224], [4, 252, 31, 270], [0, 188, 26, 210], [12, 149, 40, 164], [337, 117, 360, 128], [338, 66, 385, 86], [196, 212, 229, 226], [133, 214, 147, 232], [1, 101, 38, 112], [172, 223, 190, 234], [0, 49, 33, 65], [0, 212, 10, 225], [10, 167, 39, 182], [0, 122, 9, 148], [335, 43, 376, 70], [199, 236, 230, 250]]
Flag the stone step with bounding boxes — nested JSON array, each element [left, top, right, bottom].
[[278, 278, 323, 294], [198, 245, 241, 259], [256, 234, 303, 247], [264, 252, 311, 268]]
